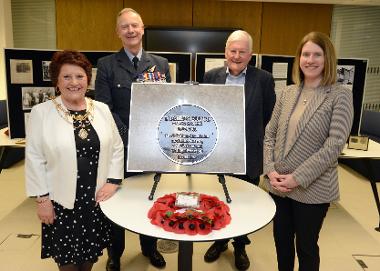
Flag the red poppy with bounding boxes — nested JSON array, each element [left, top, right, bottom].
[[183, 220, 199, 235]]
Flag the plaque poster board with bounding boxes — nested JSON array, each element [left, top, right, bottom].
[[127, 83, 246, 174]]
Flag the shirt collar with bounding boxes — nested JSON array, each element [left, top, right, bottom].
[[226, 66, 247, 77], [124, 48, 143, 62]]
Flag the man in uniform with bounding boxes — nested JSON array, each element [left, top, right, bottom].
[[95, 8, 171, 271]]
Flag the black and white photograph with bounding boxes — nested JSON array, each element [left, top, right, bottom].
[[21, 87, 55, 110], [10, 59, 34, 84], [337, 65, 355, 90], [42, 61, 51, 81]]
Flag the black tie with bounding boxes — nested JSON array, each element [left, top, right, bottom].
[[132, 56, 139, 70]]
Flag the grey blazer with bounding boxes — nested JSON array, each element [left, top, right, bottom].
[[263, 83, 353, 204], [204, 65, 275, 181]]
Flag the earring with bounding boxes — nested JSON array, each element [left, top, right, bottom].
[[55, 87, 60, 94]]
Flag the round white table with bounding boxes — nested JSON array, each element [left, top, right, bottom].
[[100, 173, 276, 271]]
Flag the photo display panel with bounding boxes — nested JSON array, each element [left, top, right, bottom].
[[259, 54, 367, 135], [337, 58, 368, 135], [127, 83, 246, 174], [4, 48, 116, 138], [259, 54, 295, 93]]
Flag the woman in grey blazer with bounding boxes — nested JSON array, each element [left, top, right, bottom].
[[263, 32, 353, 271]]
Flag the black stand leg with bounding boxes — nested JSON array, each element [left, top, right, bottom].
[[178, 241, 193, 271], [217, 174, 232, 203], [369, 180, 380, 231], [148, 173, 161, 200]]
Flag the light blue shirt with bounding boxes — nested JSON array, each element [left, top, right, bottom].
[[124, 48, 142, 62], [225, 67, 247, 85]]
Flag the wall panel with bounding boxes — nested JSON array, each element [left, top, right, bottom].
[[56, 0, 123, 50], [193, 0, 262, 53], [125, 0, 193, 27], [56, 1, 334, 55], [261, 3, 332, 55]]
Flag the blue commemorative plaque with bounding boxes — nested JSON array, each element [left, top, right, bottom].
[[157, 104, 218, 165]]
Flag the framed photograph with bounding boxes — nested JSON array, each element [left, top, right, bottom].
[[337, 65, 355, 90], [10, 59, 33, 84], [21, 87, 55, 110], [347, 135, 369, 151], [42, 61, 51, 81]]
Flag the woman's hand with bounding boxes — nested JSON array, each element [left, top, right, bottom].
[[37, 200, 55, 225], [268, 171, 296, 193], [279, 174, 299, 190], [96, 183, 120, 203]]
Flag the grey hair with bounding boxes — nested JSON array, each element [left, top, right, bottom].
[[116, 8, 143, 26], [226, 30, 253, 53]]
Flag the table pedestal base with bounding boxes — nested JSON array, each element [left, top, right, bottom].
[[178, 241, 193, 271]]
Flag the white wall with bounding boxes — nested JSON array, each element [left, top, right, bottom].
[[0, 0, 13, 100]]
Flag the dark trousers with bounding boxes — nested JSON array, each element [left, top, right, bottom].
[[216, 175, 260, 248], [271, 193, 329, 271], [107, 223, 157, 259]]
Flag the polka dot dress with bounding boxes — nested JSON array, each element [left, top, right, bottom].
[[41, 110, 112, 266]]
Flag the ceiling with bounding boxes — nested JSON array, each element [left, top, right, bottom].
[[228, 0, 380, 6]]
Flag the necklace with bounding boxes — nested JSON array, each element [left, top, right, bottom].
[[72, 112, 91, 140], [300, 88, 315, 106], [52, 98, 94, 140]]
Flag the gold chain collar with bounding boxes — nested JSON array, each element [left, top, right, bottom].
[[52, 97, 94, 124]]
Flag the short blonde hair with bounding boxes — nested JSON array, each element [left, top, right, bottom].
[[292, 31, 337, 86], [226, 30, 253, 53], [116, 8, 143, 27]]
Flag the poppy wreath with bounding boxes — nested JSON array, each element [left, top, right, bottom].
[[147, 193, 231, 235]]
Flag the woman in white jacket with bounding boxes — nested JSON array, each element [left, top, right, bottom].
[[25, 50, 124, 271]]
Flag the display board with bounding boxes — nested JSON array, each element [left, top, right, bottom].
[[147, 52, 192, 83], [127, 83, 246, 174], [259, 54, 368, 136], [259, 54, 295, 93], [4, 48, 115, 138], [4, 48, 190, 138], [337, 58, 368, 136], [195, 53, 257, 83]]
